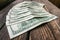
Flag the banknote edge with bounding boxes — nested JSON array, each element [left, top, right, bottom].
[[7, 16, 57, 39]]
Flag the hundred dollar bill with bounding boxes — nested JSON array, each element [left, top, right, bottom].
[[6, 1, 57, 39]]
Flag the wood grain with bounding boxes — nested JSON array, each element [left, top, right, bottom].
[[0, 25, 10, 40], [0, 0, 29, 40], [0, 0, 60, 40], [29, 24, 55, 40], [49, 0, 60, 8], [29, 0, 60, 40], [0, 0, 23, 29]]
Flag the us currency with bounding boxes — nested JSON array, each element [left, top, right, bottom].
[[10, 15, 34, 25], [6, 14, 57, 39], [9, 1, 46, 18], [8, 3, 49, 23], [7, 1, 47, 24], [6, 1, 57, 39]]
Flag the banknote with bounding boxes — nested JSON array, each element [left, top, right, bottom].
[[6, 1, 57, 39], [10, 15, 34, 25], [6, 14, 57, 39], [8, 3, 50, 23], [7, 1, 48, 24]]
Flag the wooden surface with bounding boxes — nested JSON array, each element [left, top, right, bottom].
[[0, 0, 60, 40], [49, 0, 60, 8]]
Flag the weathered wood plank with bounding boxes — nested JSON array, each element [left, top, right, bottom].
[[47, 20, 60, 40], [38, 0, 60, 40], [0, 0, 23, 29], [29, 24, 55, 40], [0, 25, 28, 40], [0, 0, 60, 40], [12, 32, 28, 40], [49, 0, 60, 8], [0, 25, 10, 40], [29, 0, 60, 40], [0, 0, 29, 40]]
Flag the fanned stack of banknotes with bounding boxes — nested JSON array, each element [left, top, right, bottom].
[[6, 1, 57, 39]]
